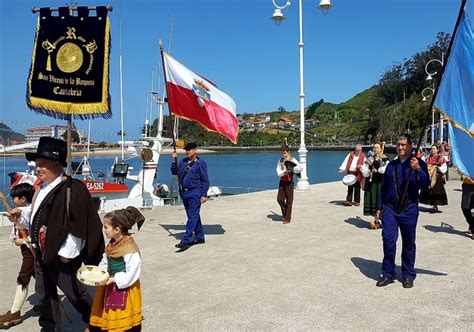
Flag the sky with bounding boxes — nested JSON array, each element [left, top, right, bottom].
[[0, 0, 461, 142]]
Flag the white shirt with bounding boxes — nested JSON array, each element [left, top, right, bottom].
[[9, 205, 31, 244], [98, 252, 141, 289], [339, 153, 366, 172], [32, 175, 84, 259]]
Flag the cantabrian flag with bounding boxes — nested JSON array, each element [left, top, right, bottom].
[[434, 0, 474, 178], [163, 51, 238, 143]]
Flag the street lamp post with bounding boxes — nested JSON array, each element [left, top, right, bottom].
[[424, 53, 445, 145], [421, 86, 435, 145], [271, 0, 332, 190]]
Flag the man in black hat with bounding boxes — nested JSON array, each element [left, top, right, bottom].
[[8, 137, 104, 330], [171, 142, 210, 251]]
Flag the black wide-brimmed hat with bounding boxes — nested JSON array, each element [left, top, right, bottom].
[[183, 142, 198, 151], [25, 137, 67, 166]]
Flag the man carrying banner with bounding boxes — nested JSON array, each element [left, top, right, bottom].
[[8, 137, 104, 330], [375, 134, 429, 289], [171, 143, 210, 252]]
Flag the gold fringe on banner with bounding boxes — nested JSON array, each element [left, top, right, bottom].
[[433, 105, 474, 138], [26, 14, 111, 119]]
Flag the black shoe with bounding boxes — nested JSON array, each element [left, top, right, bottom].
[[376, 277, 395, 287], [402, 279, 414, 288], [193, 239, 205, 245], [175, 242, 192, 251]]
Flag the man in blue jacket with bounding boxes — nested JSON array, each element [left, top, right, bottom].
[[171, 142, 210, 251], [376, 133, 429, 289]]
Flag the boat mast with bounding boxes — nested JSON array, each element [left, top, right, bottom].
[[119, 12, 125, 161]]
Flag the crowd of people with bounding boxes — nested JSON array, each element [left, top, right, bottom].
[[2, 137, 145, 331], [1, 137, 214, 330], [0, 135, 472, 330]]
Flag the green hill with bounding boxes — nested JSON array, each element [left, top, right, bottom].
[[0, 123, 26, 144]]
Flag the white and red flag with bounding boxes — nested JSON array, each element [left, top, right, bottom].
[[162, 51, 239, 143]]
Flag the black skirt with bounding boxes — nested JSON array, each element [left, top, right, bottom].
[[420, 173, 448, 206]]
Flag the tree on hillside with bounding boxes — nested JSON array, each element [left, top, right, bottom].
[[306, 99, 324, 119], [377, 32, 450, 106]]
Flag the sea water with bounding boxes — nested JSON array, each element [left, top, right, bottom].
[[0, 150, 348, 196]]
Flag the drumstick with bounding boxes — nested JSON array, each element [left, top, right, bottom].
[[0, 191, 36, 259]]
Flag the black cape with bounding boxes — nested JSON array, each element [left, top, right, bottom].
[[31, 177, 104, 268]]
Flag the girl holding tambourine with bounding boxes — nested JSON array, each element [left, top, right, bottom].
[[276, 142, 302, 224], [89, 207, 145, 332]]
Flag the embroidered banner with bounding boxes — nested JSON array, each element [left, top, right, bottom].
[[27, 6, 111, 119]]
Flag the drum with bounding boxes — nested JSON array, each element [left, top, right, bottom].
[[77, 265, 109, 287], [342, 174, 357, 186]]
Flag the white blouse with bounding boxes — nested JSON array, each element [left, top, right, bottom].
[[98, 252, 141, 289]]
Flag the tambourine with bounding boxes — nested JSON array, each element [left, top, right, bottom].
[[76, 265, 109, 287], [342, 174, 357, 186]]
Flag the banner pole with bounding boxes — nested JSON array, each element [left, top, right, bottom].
[[159, 41, 183, 198]]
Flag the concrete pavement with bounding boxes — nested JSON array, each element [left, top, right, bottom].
[[0, 178, 472, 331]]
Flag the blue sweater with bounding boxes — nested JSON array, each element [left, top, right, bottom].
[[378, 157, 429, 210], [171, 157, 210, 198]]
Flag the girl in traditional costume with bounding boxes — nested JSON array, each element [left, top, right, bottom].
[[362, 142, 389, 229], [89, 206, 145, 332], [276, 140, 302, 224], [419, 144, 448, 212]]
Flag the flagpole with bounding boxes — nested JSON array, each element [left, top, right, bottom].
[[159, 41, 183, 196]]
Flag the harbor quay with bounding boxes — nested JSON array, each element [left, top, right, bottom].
[[0, 179, 472, 331]]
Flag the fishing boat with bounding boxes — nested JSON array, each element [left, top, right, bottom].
[[7, 104, 174, 212]]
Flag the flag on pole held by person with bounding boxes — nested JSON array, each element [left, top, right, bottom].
[[434, 0, 474, 178], [26, 6, 111, 119], [162, 51, 238, 143]]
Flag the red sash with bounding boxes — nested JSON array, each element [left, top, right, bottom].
[[346, 152, 365, 182], [280, 173, 293, 183]]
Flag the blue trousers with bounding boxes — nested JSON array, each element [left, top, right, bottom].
[[181, 189, 205, 244], [381, 204, 418, 281]]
